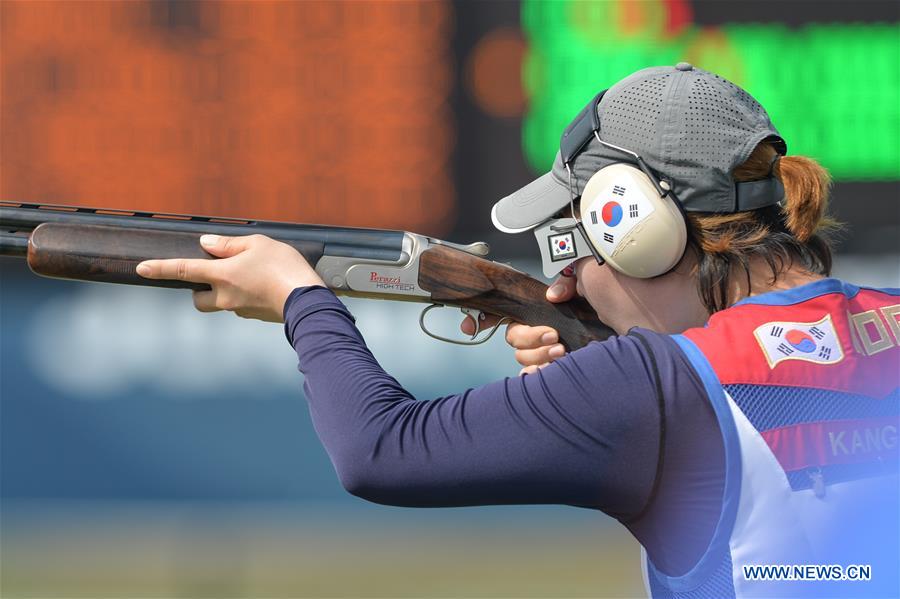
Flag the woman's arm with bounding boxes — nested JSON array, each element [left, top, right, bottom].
[[133, 233, 660, 513], [286, 286, 664, 516]]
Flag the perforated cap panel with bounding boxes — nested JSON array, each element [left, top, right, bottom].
[[602, 73, 670, 153], [681, 76, 760, 171]]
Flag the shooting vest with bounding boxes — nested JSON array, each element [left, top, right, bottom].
[[643, 279, 899, 598]]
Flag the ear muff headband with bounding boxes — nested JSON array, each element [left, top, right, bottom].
[[560, 90, 605, 166]]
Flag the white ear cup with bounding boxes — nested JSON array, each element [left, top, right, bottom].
[[579, 164, 687, 278]]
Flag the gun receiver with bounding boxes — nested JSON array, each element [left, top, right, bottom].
[[1, 202, 614, 350]]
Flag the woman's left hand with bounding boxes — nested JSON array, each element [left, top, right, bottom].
[[136, 234, 325, 323]]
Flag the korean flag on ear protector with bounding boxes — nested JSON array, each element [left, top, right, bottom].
[[583, 179, 656, 258]]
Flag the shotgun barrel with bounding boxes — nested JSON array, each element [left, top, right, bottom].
[[0, 202, 404, 261]]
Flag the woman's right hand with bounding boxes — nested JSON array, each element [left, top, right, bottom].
[[459, 273, 578, 375]]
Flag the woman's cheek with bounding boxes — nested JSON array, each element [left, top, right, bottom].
[[579, 265, 621, 316], [577, 262, 606, 295], [575, 270, 597, 303]]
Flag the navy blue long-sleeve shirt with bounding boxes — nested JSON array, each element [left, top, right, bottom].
[[284, 286, 725, 575]]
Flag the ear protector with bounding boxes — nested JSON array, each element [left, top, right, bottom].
[[535, 90, 687, 279], [578, 163, 687, 278]]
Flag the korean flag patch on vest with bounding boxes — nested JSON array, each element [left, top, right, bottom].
[[753, 314, 844, 368]]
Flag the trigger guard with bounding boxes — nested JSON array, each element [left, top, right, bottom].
[[419, 304, 510, 346]]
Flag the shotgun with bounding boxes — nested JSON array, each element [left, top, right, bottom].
[[0, 202, 613, 349]]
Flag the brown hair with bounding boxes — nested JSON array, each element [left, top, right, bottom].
[[686, 143, 838, 313]]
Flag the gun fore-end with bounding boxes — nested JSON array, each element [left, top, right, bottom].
[[26, 223, 325, 290], [22, 222, 426, 298], [417, 244, 614, 351]]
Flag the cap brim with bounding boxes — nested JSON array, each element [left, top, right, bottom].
[[491, 172, 571, 233]]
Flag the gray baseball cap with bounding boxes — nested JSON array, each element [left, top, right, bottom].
[[492, 63, 786, 233]]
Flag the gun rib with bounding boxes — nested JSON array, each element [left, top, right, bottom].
[[0, 203, 405, 261]]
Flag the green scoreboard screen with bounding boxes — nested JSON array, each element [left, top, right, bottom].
[[522, 0, 899, 180]]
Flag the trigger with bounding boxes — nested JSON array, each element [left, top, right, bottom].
[[460, 308, 486, 339]]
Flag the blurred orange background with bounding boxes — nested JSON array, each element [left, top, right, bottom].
[[1, 0, 456, 234]]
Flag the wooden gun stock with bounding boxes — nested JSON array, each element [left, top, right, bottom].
[[419, 245, 614, 350]]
